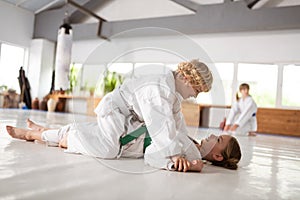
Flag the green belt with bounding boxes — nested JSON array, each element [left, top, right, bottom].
[[119, 125, 152, 152]]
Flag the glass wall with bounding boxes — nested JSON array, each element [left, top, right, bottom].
[[282, 64, 300, 107], [108, 63, 133, 75], [237, 63, 278, 108], [134, 63, 166, 77], [215, 63, 234, 105], [77, 61, 299, 109]]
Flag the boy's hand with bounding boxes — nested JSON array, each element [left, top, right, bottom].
[[189, 160, 204, 172], [173, 157, 191, 172]]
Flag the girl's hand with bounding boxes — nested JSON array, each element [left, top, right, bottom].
[[230, 124, 239, 131], [224, 125, 231, 131], [173, 157, 191, 172]]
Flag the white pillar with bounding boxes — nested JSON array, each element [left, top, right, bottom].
[[231, 62, 239, 104], [276, 64, 284, 108], [28, 39, 55, 99]]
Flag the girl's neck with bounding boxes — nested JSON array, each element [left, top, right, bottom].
[[242, 94, 249, 99]]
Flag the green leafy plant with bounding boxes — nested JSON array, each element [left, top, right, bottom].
[[89, 86, 96, 96], [103, 71, 123, 94], [69, 63, 80, 93]]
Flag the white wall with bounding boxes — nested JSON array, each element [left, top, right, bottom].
[[196, 30, 300, 63], [72, 30, 300, 64], [0, 1, 34, 47]]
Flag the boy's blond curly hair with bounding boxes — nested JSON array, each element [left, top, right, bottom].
[[176, 60, 213, 92]]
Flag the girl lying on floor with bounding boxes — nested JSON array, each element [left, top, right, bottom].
[[6, 60, 241, 172]]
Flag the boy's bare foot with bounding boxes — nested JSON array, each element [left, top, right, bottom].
[[26, 119, 47, 131], [248, 132, 257, 137], [6, 126, 33, 141]]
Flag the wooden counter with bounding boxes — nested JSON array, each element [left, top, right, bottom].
[[199, 105, 300, 137], [85, 98, 201, 127], [257, 108, 300, 136], [58, 94, 300, 136], [54, 94, 101, 116], [181, 101, 200, 127], [86, 97, 101, 116]]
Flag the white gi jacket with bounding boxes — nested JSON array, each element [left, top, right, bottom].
[[226, 96, 257, 135], [64, 70, 201, 170]]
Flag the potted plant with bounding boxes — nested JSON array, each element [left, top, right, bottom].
[[89, 86, 96, 96], [104, 71, 123, 94]]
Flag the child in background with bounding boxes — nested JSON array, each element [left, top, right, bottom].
[[224, 83, 257, 136]]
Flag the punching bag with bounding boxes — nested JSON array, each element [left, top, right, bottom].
[[54, 23, 72, 91]]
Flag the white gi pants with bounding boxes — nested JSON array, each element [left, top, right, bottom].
[[231, 116, 257, 136]]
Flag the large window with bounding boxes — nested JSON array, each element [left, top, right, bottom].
[[0, 43, 26, 93], [134, 63, 166, 77], [215, 63, 234, 105], [282, 64, 300, 107], [165, 63, 178, 71], [81, 64, 106, 90], [108, 62, 134, 78], [76, 61, 299, 109], [237, 63, 278, 108], [196, 63, 234, 105], [69, 63, 83, 94]]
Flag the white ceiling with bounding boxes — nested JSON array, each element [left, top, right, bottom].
[[1, 0, 300, 19], [233, 0, 300, 8], [191, 0, 224, 5], [2, 0, 65, 13], [276, 0, 300, 7], [192, 0, 300, 8], [84, 0, 195, 23]]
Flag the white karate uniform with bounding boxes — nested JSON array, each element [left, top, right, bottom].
[[41, 70, 201, 170], [226, 96, 257, 135]]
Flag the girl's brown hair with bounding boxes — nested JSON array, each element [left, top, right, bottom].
[[236, 83, 250, 101], [239, 83, 250, 91], [211, 137, 242, 170]]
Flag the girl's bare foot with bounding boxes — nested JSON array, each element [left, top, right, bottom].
[[26, 119, 48, 131], [6, 126, 33, 141]]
